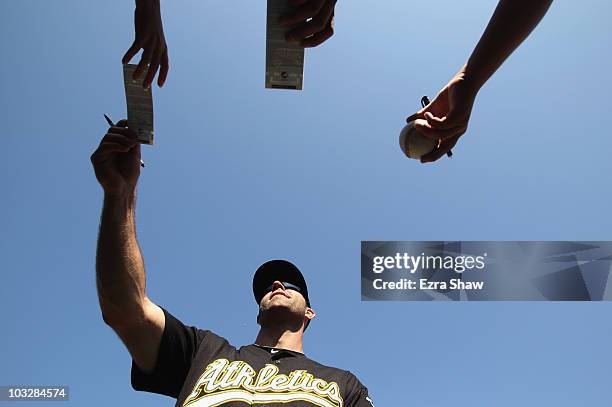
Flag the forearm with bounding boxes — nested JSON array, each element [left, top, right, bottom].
[[464, 0, 553, 92], [135, 0, 160, 7], [96, 192, 148, 325], [135, 0, 161, 16]]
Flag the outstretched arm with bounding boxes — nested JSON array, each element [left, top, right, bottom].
[[91, 120, 164, 373], [465, 0, 554, 92], [408, 0, 553, 163]]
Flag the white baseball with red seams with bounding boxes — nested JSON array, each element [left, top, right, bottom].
[[399, 119, 438, 159]]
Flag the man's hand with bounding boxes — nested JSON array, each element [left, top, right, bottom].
[[406, 68, 478, 163], [91, 120, 142, 196], [404, 0, 553, 164], [122, 0, 169, 89], [279, 0, 337, 48]]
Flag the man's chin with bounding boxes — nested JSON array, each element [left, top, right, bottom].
[[259, 307, 302, 328], [262, 303, 292, 316]]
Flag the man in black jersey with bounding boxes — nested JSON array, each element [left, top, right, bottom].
[[90, 123, 374, 407]]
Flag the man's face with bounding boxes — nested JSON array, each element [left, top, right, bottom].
[[257, 281, 314, 330]]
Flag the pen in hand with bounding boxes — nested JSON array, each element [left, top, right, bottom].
[[104, 114, 145, 168]]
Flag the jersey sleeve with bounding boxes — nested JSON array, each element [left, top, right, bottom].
[[344, 371, 376, 407], [130, 307, 207, 398]]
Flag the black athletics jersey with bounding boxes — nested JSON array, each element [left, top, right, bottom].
[[131, 308, 375, 407]]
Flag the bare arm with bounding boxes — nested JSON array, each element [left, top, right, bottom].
[[407, 0, 553, 163], [464, 0, 554, 92], [96, 193, 145, 322], [92, 120, 164, 373]]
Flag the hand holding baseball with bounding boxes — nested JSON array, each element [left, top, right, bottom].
[[406, 68, 478, 163]]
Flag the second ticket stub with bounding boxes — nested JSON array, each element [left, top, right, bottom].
[[265, 0, 305, 90], [123, 64, 154, 144]]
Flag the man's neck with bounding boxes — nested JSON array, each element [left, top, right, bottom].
[[255, 326, 304, 353]]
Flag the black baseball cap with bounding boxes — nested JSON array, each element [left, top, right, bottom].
[[253, 259, 311, 307]]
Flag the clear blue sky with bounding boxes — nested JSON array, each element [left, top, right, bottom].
[[1, 1, 611, 406]]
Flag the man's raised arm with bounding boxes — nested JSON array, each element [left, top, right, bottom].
[[91, 119, 164, 373]]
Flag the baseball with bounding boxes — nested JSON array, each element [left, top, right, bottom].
[[399, 119, 438, 160]]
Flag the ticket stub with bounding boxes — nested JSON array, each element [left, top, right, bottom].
[[265, 0, 304, 90], [123, 64, 154, 144]]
